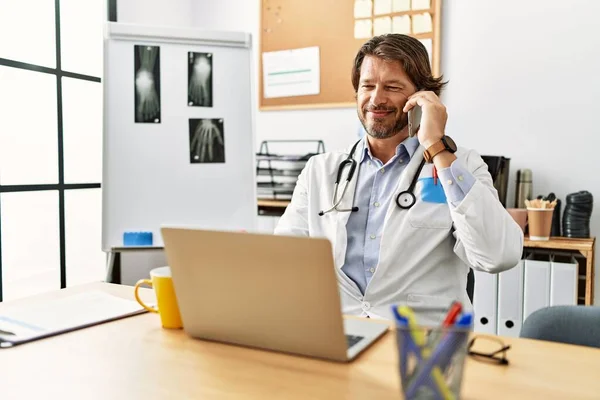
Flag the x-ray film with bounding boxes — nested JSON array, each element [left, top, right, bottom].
[[134, 45, 161, 123], [189, 118, 224, 163], [188, 52, 213, 107]]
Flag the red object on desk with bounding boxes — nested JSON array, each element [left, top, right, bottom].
[[433, 166, 438, 186]]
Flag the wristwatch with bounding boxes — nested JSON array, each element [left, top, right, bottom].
[[423, 136, 457, 163]]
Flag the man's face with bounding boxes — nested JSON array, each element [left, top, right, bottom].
[[356, 55, 417, 139]]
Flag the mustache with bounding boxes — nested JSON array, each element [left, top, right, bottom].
[[364, 105, 398, 113]]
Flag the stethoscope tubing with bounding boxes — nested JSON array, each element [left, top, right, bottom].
[[319, 139, 425, 216]]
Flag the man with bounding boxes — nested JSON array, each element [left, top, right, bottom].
[[274, 34, 523, 321]]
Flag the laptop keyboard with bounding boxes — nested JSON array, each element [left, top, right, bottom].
[[345, 334, 364, 349]]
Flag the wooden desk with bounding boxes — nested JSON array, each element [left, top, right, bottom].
[[2, 283, 600, 400]]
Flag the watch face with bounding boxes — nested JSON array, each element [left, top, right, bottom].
[[443, 136, 457, 152]]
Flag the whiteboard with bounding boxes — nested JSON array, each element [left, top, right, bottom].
[[102, 23, 257, 251]]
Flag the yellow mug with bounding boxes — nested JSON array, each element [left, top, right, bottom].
[[134, 266, 183, 329]]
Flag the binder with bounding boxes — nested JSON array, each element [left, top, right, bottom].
[[550, 256, 578, 306], [497, 260, 524, 337], [472, 270, 498, 335], [523, 258, 551, 322]]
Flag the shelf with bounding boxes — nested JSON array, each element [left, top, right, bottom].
[[523, 236, 595, 252], [256, 153, 316, 162], [256, 139, 325, 202], [257, 168, 303, 177], [257, 199, 290, 208]]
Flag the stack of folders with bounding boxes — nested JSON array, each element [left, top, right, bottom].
[[392, 302, 473, 400], [473, 255, 578, 338]]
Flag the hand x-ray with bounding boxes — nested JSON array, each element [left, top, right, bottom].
[[188, 52, 213, 107], [134, 45, 161, 123], [189, 118, 225, 163]]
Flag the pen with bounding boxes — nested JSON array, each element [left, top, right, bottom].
[[427, 301, 462, 350], [433, 166, 438, 186], [442, 301, 463, 327]]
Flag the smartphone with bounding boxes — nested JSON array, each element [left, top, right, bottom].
[[408, 105, 422, 138]]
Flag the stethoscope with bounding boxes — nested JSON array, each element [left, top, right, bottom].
[[318, 139, 426, 216]]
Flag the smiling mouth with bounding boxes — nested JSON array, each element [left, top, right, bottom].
[[368, 110, 393, 118]]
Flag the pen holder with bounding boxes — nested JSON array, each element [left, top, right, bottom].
[[395, 322, 471, 400]]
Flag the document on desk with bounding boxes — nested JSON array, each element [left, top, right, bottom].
[[0, 291, 147, 348]]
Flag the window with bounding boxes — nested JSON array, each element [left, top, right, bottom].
[[0, 0, 105, 301]]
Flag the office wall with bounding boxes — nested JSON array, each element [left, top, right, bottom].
[[117, 0, 194, 27], [192, 0, 600, 303], [440, 0, 600, 303], [191, 0, 359, 154]]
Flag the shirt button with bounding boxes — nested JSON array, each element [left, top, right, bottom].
[[374, 202, 380, 207], [458, 175, 464, 181], [369, 267, 375, 273], [370, 234, 376, 239], [447, 180, 454, 185], [380, 168, 385, 173], [399, 159, 404, 163], [362, 301, 371, 310], [367, 161, 371, 166]]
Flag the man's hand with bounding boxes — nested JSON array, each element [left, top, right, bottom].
[[403, 91, 448, 150]]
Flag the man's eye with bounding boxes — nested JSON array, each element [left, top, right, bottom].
[[387, 86, 400, 91], [362, 85, 374, 89]]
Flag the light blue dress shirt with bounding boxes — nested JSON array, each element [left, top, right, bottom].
[[341, 137, 476, 294]]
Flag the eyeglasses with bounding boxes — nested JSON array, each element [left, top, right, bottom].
[[467, 335, 511, 365]]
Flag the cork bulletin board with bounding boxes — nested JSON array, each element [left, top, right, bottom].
[[259, 0, 442, 111]]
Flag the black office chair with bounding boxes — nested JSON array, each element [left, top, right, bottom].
[[520, 305, 600, 348]]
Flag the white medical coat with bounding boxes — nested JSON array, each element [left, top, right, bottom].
[[274, 141, 524, 322]]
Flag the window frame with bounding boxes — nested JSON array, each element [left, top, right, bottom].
[[0, 0, 116, 301]]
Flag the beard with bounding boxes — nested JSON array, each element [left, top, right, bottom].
[[358, 104, 408, 139]]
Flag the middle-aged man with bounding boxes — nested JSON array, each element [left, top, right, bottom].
[[274, 34, 523, 321]]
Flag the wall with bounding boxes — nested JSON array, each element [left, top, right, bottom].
[[440, 0, 600, 303], [190, 0, 359, 154], [118, 0, 600, 302], [117, 0, 194, 27]]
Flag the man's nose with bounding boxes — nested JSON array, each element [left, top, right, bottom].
[[370, 86, 388, 106]]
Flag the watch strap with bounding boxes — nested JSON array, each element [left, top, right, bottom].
[[424, 141, 447, 163]]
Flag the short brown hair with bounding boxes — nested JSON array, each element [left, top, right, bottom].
[[351, 34, 447, 95]]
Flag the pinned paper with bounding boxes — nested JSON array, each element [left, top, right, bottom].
[[354, 19, 373, 39], [262, 47, 321, 98], [393, 0, 411, 12], [374, 16, 392, 36], [374, 0, 392, 15], [412, 12, 432, 34], [354, 0, 373, 18], [420, 38, 433, 64], [412, 0, 431, 10], [392, 15, 411, 34]]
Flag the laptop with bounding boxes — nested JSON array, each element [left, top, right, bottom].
[[160, 227, 389, 362]]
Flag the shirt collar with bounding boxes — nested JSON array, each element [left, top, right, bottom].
[[359, 135, 420, 163]]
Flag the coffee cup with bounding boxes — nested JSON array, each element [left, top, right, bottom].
[[134, 266, 183, 329]]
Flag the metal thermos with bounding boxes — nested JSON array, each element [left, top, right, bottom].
[[515, 169, 533, 209]]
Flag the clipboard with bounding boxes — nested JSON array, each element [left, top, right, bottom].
[[0, 291, 148, 348]]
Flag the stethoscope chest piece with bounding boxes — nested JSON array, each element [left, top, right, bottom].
[[396, 191, 416, 209]]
